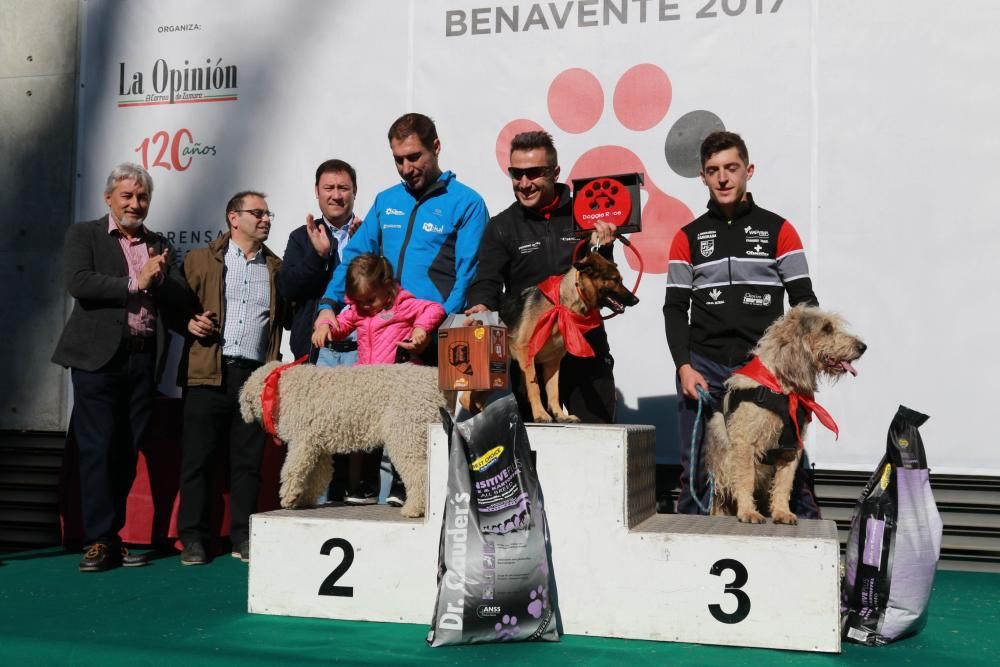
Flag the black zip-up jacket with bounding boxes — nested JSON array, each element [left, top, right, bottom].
[[276, 219, 339, 359], [662, 193, 818, 368], [466, 183, 612, 352]]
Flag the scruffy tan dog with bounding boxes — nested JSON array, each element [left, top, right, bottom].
[[706, 305, 866, 524], [239, 362, 446, 518]]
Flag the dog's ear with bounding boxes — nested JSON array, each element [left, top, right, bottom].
[[575, 251, 614, 274], [757, 308, 818, 392], [790, 306, 813, 332], [574, 257, 593, 274], [795, 306, 836, 336]]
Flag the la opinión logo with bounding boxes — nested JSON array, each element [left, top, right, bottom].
[[118, 57, 238, 107]]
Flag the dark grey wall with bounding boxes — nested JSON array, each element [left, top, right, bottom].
[[0, 1, 79, 430]]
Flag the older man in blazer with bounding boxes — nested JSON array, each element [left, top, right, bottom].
[[52, 163, 190, 572]]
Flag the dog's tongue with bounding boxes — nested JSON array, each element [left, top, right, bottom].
[[841, 360, 858, 377]]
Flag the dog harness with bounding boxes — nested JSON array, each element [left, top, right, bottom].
[[526, 274, 601, 364], [726, 356, 839, 464], [260, 355, 309, 439]]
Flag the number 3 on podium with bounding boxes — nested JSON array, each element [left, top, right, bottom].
[[708, 558, 750, 624]]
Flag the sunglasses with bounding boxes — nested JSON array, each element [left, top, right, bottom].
[[508, 166, 552, 181], [236, 209, 276, 220]]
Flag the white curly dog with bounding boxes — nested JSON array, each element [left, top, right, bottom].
[[239, 362, 446, 518]]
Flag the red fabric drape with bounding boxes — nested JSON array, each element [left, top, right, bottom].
[[733, 356, 839, 445], [526, 275, 601, 363]]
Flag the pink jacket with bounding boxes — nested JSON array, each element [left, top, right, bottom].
[[324, 287, 445, 365]]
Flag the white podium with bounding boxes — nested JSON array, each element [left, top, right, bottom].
[[248, 424, 841, 653]]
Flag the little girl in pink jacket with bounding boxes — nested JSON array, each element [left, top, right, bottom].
[[311, 253, 445, 365]]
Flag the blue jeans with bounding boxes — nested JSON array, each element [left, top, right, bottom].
[[316, 347, 359, 368], [675, 352, 731, 515], [315, 345, 362, 503]]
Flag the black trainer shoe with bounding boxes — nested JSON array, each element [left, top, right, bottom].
[[180, 542, 208, 566], [345, 480, 379, 505], [79, 543, 117, 572], [231, 540, 249, 563], [387, 479, 406, 508], [120, 546, 149, 567]]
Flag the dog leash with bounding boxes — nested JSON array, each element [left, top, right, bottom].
[[690, 385, 715, 515]]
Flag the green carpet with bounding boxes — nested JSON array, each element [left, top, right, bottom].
[[0, 548, 995, 666]]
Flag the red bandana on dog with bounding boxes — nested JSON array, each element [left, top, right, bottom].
[[261, 355, 309, 439], [526, 275, 602, 364], [734, 356, 839, 445]]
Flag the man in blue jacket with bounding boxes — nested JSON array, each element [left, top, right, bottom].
[[318, 113, 489, 364], [317, 113, 488, 506]]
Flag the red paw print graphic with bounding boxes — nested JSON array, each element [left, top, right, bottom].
[[573, 177, 634, 231], [581, 179, 622, 213], [495, 64, 725, 274]]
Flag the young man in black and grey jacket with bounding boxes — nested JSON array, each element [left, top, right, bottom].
[[663, 131, 821, 517]]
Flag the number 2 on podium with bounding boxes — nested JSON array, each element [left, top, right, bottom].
[[318, 538, 355, 597]]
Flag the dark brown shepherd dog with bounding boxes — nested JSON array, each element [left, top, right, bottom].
[[484, 252, 639, 423]]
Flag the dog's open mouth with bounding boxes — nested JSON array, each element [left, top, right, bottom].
[[599, 291, 638, 314], [824, 355, 858, 376], [601, 295, 627, 314]]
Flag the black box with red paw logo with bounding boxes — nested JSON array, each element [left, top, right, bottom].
[[571, 172, 644, 235]]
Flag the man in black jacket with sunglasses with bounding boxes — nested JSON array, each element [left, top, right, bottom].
[[465, 130, 618, 423]]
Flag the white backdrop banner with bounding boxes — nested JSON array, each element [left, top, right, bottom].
[[75, 0, 1000, 475]]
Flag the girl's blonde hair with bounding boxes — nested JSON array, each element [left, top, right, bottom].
[[345, 253, 396, 301]]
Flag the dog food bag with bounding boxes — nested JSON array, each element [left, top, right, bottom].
[[841, 405, 942, 646], [468, 421, 532, 535], [427, 395, 560, 647]]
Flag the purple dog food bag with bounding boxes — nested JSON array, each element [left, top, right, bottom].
[[427, 395, 560, 647], [469, 422, 531, 535], [841, 406, 942, 645]]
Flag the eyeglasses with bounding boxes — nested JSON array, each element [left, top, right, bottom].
[[508, 166, 552, 181], [236, 209, 276, 220]]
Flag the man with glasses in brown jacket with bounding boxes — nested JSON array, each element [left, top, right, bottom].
[[176, 190, 287, 566]]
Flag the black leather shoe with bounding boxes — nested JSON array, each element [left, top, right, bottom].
[[120, 546, 149, 567], [180, 542, 208, 566], [231, 540, 249, 563], [79, 543, 117, 572]]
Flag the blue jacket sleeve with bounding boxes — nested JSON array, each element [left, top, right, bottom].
[[442, 195, 489, 314], [318, 200, 381, 311]]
